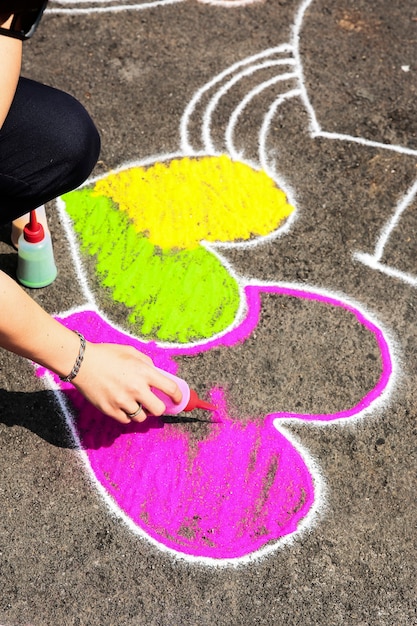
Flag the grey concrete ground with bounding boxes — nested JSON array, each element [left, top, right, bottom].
[[1, 0, 417, 624]]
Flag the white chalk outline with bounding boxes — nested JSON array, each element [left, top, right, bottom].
[[41, 364, 325, 567], [47, 0, 261, 14], [353, 177, 417, 286], [54, 160, 400, 565], [201, 62, 297, 154], [197, 0, 264, 7], [179, 44, 299, 234], [293, 0, 417, 285], [180, 45, 294, 153], [41, 272, 400, 566], [294, 0, 417, 157], [44, 0, 409, 564], [47, 0, 184, 15], [56, 148, 298, 348]]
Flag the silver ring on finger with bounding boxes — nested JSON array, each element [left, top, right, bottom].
[[126, 403, 143, 419]]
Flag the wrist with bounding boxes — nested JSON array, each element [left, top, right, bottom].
[[59, 331, 87, 383]]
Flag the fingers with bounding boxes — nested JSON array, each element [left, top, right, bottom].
[[114, 366, 182, 422], [135, 351, 154, 366], [117, 370, 182, 422], [125, 402, 144, 420], [73, 342, 183, 424], [147, 368, 183, 404], [127, 352, 183, 413], [122, 402, 147, 424]]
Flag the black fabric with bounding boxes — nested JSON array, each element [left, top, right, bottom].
[[0, 77, 100, 224], [0, 0, 46, 11]]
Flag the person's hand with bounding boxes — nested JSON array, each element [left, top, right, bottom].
[[72, 342, 182, 424], [0, 271, 181, 424]]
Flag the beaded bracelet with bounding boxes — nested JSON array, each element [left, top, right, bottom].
[[59, 330, 86, 383]]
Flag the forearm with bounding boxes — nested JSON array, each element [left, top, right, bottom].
[[0, 14, 22, 129], [0, 271, 182, 423], [0, 270, 80, 378]]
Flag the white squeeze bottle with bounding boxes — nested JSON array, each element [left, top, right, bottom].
[[16, 209, 57, 288]]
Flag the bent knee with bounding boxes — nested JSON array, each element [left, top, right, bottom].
[[60, 108, 101, 189]]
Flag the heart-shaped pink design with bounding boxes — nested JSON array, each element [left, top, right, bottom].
[[36, 285, 393, 561]]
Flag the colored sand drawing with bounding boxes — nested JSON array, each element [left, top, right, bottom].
[[63, 155, 293, 342], [37, 284, 393, 562], [44, 2, 402, 561], [50, 12, 400, 561], [93, 156, 291, 250], [64, 189, 239, 342]]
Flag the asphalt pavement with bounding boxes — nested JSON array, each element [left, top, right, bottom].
[[0, 0, 417, 624]]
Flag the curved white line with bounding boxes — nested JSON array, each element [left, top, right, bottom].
[[374, 176, 417, 261], [48, 0, 183, 14], [198, 0, 264, 6], [293, 0, 417, 159], [292, 0, 318, 134], [352, 176, 417, 283], [259, 88, 301, 173], [40, 273, 400, 566], [246, 279, 400, 425], [226, 74, 298, 159], [202, 60, 296, 154], [56, 196, 98, 308], [180, 45, 293, 154], [51, 0, 118, 4]]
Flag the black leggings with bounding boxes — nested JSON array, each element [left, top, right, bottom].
[[0, 77, 100, 225]]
